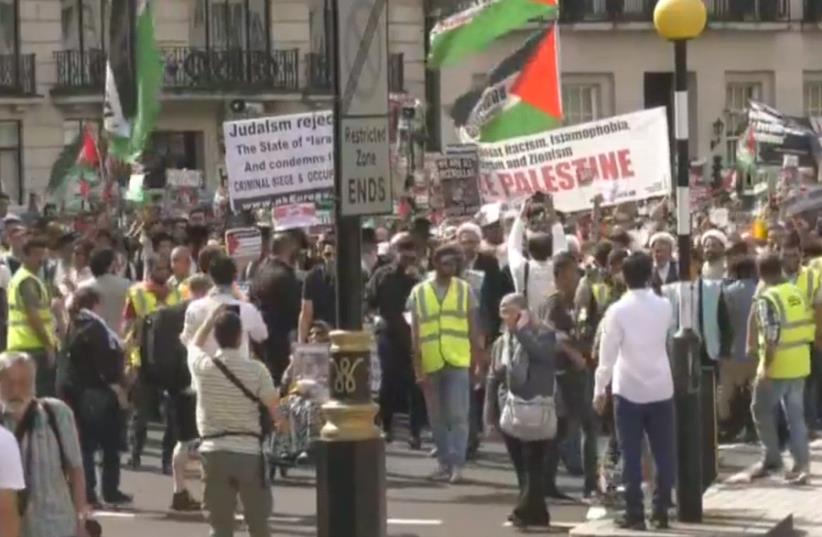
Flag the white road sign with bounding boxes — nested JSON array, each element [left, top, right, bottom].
[[338, 0, 389, 116], [335, 0, 392, 216], [340, 116, 392, 216]]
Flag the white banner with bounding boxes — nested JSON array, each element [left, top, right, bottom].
[[223, 111, 334, 210], [476, 108, 671, 212], [272, 203, 319, 230], [166, 169, 203, 188]]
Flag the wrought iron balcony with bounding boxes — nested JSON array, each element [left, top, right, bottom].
[[304, 52, 405, 93], [558, 0, 655, 23], [0, 54, 36, 96], [806, 0, 822, 21], [53, 49, 106, 94], [161, 47, 300, 92], [305, 52, 332, 93], [706, 0, 790, 21]]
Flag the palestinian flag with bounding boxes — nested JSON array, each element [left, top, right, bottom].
[[48, 125, 100, 195], [104, 0, 163, 163], [455, 25, 562, 143], [428, 0, 558, 68]]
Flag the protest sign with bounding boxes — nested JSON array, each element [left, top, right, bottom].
[[272, 203, 320, 230], [437, 146, 481, 217], [225, 227, 262, 275], [166, 169, 203, 188], [475, 108, 671, 213], [745, 101, 820, 169], [223, 111, 334, 210]]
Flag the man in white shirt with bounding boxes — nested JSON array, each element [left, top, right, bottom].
[[0, 425, 24, 537], [181, 255, 268, 359], [594, 251, 675, 531], [507, 201, 567, 312]]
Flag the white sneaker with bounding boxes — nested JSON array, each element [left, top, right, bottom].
[[449, 467, 464, 484], [428, 466, 450, 482]]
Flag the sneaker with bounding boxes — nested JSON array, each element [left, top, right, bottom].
[[749, 461, 781, 479], [428, 446, 438, 458], [449, 467, 464, 484], [171, 490, 201, 512], [427, 466, 451, 482], [103, 491, 133, 505], [649, 511, 669, 530], [616, 514, 646, 530], [786, 471, 810, 486], [408, 435, 422, 450]]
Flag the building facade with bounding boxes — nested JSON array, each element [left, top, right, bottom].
[[0, 0, 424, 204], [438, 0, 822, 169]]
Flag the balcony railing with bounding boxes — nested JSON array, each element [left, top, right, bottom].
[[706, 0, 790, 21], [305, 52, 332, 93], [558, 0, 655, 23], [0, 54, 36, 96], [161, 48, 300, 92], [806, 0, 822, 21], [389, 53, 404, 93], [53, 49, 106, 93], [304, 52, 405, 93]]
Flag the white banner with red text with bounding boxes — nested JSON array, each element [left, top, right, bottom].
[[475, 107, 672, 213]]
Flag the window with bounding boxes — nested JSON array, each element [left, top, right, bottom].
[[0, 121, 21, 204], [308, 0, 331, 55], [60, 0, 107, 51], [191, 0, 270, 51], [0, 0, 18, 55], [805, 79, 822, 117], [725, 81, 762, 164], [562, 84, 600, 125]]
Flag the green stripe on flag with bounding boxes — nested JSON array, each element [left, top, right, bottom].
[[428, 0, 558, 68], [480, 102, 561, 142]]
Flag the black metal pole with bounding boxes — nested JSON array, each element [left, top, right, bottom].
[[316, 0, 385, 535], [672, 38, 703, 523]]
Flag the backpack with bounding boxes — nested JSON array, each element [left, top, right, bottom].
[[140, 301, 191, 392]]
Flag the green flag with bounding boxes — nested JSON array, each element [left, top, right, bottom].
[[428, 0, 558, 69], [104, 0, 163, 162]]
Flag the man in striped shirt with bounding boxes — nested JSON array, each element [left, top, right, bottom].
[[187, 305, 280, 537]]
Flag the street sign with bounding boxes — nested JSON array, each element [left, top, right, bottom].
[[336, 0, 392, 216], [340, 116, 392, 216]]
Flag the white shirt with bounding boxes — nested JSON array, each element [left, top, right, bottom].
[[595, 288, 674, 404], [0, 425, 24, 490], [656, 262, 670, 283], [181, 288, 269, 358], [507, 215, 567, 311]]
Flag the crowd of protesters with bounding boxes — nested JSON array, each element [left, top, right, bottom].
[[0, 186, 820, 536]]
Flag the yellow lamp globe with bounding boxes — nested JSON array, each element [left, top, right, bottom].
[[654, 0, 707, 40]]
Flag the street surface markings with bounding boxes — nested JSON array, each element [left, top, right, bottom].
[[387, 518, 443, 525], [94, 510, 441, 526]]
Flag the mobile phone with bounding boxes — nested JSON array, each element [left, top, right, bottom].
[[226, 304, 241, 316]]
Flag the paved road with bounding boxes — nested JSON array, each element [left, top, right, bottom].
[[92, 426, 587, 536]]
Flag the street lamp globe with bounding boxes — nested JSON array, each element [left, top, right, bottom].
[[654, 0, 707, 41]]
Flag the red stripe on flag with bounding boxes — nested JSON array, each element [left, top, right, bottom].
[[511, 25, 562, 120]]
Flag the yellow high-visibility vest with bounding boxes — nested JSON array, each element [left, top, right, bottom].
[[7, 267, 56, 351], [759, 282, 814, 379], [794, 266, 820, 315], [414, 278, 471, 374], [126, 283, 181, 366], [592, 283, 611, 310]]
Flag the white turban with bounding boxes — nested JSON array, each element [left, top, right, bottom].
[[649, 232, 676, 248], [701, 229, 728, 249], [456, 222, 482, 241]]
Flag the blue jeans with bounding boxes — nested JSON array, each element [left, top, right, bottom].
[[752, 377, 809, 471], [614, 396, 675, 518], [427, 366, 470, 470]]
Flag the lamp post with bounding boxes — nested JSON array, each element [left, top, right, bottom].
[[653, 0, 707, 524]]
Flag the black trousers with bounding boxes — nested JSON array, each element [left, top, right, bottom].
[[545, 371, 598, 492], [503, 433, 550, 524], [74, 388, 124, 500], [377, 332, 426, 438]]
